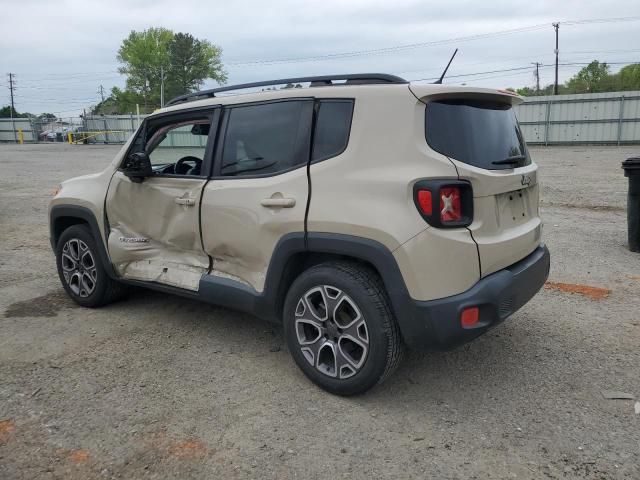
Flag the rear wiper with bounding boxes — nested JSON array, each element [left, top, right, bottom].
[[492, 155, 526, 165]]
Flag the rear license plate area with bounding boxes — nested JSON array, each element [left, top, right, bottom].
[[496, 188, 530, 226]]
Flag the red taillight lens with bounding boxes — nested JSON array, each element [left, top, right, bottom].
[[440, 187, 461, 222], [413, 180, 472, 228], [460, 307, 479, 328], [417, 190, 432, 216]]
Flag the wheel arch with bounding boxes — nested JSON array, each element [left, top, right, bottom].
[[265, 233, 418, 339], [49, 205, 117, 279]]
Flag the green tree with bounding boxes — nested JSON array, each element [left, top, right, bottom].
[[117, 28, 226, 109], [90, 87, 146, 115], [513, 86, 536, 96], [615, 64, 640, 91], [117, 27, 174, 108], [509, 62, 640, 96], [565, 61, 610, 93], [165, 33, 227, 100], [0, 106, 30, 118], [37, 113, 57, 121]]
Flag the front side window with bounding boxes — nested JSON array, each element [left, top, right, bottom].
[[220, 101, 312, 177], [146, 119, 210, 175], [425, 99, 530, 170]]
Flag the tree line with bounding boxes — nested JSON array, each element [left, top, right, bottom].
[[509, 61, 640, 96]]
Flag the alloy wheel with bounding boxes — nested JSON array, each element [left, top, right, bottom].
[[61, 238, 97, 298], [294, 285, 369, 379]]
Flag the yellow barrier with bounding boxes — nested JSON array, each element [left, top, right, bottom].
[[68, 131, 126, 144], [18, 129, 24, 144]]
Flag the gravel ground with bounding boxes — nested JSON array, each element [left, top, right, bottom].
[[0, 143, 639, 480]]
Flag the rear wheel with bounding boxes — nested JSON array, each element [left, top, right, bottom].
[[55, 224, 125, 307], [283, 262, 403, 395]]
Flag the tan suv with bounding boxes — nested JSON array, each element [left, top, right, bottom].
[[49, 74, 550, 395]]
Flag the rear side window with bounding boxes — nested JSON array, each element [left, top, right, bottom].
[[312, 100, 353, 161], [221, 101, 312, 177], [425, 99, 530, 170]]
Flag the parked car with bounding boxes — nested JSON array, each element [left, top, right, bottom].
[[49, 74, 549, 395]]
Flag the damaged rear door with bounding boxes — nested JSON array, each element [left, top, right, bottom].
[[105, 107, 219, 291]]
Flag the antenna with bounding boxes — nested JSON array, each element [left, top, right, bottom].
[[433, 48, 458, 84]]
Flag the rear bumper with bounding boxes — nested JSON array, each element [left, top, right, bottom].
[[403, 244, 550, 350]]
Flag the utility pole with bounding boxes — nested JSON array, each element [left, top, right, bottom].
[[8, 73, 17, 143], [160, 65, 165, 107], [94, 85, 104, 115], [531, 62, 541, 93], [553, 22, 559, 95]]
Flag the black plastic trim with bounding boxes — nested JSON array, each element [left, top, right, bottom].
[[166, 73, 407, 106], [411, 244, 550, 350], [198, 232, 307, 322], [49, 205, 118, 279], [197, 234, 549, 351], [48, 208, 549, 353]]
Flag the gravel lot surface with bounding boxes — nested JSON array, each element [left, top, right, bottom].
[[1, 144, 639, 479]]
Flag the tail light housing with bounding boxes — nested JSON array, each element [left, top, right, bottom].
[[413, 179, 473, 228]]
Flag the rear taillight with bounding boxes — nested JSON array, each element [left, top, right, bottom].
[[440, 187, 461, 222], [413, 180, 473, 228], [416, 190, 433, 216]]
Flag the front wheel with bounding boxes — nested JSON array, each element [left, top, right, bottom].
[[283, 262, 403, 395], [55, 224, 125, 307]]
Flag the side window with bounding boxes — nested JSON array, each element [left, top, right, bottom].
[[312, 100, 354, 161], [146, 119, 210, 175], [220, 101, 312, 177]]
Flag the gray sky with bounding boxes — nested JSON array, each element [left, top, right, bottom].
[[1, 0, 639, 116]]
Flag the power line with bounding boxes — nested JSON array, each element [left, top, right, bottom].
[[17, 70, 120, 80], [225, 24, 550, 66], [410, 65, 536, 82], [408, 61, 638, 83], [224, 15, 640, 67], [563, 16, 640, 25]]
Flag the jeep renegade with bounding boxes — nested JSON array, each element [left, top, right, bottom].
[[50, 73, 550, 395]]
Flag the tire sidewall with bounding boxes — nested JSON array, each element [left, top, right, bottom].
[[284, 265, 392, 395], [55, 225, 109, 307]]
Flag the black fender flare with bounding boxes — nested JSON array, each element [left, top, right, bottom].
[[200, 232, 424, 343], [301, 233, 420, 342], [49, 205, 118, 279]]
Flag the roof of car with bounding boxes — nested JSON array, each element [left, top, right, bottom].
[[153, 75, 522, 117]]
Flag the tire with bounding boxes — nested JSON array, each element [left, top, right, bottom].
[[283, 261, 403, 395], [55, 224, 126, 308]]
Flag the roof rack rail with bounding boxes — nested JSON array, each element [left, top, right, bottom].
[[165, 73, 407, 106]]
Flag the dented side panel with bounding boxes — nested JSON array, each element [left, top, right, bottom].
[[200, 168, 308, 293], [105, 172, 209, 290]]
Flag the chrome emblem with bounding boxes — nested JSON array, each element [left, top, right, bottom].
[[118, 236, 149, 243], [521, 174, 532, 186]]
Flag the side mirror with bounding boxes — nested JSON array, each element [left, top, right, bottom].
[[123, 152, 152, 183]]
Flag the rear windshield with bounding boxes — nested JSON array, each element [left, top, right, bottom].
[[425, 99, 530, 170]]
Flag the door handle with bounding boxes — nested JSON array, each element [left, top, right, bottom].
[[261, 198, 296, 208], [175, 197, 196, 206]]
